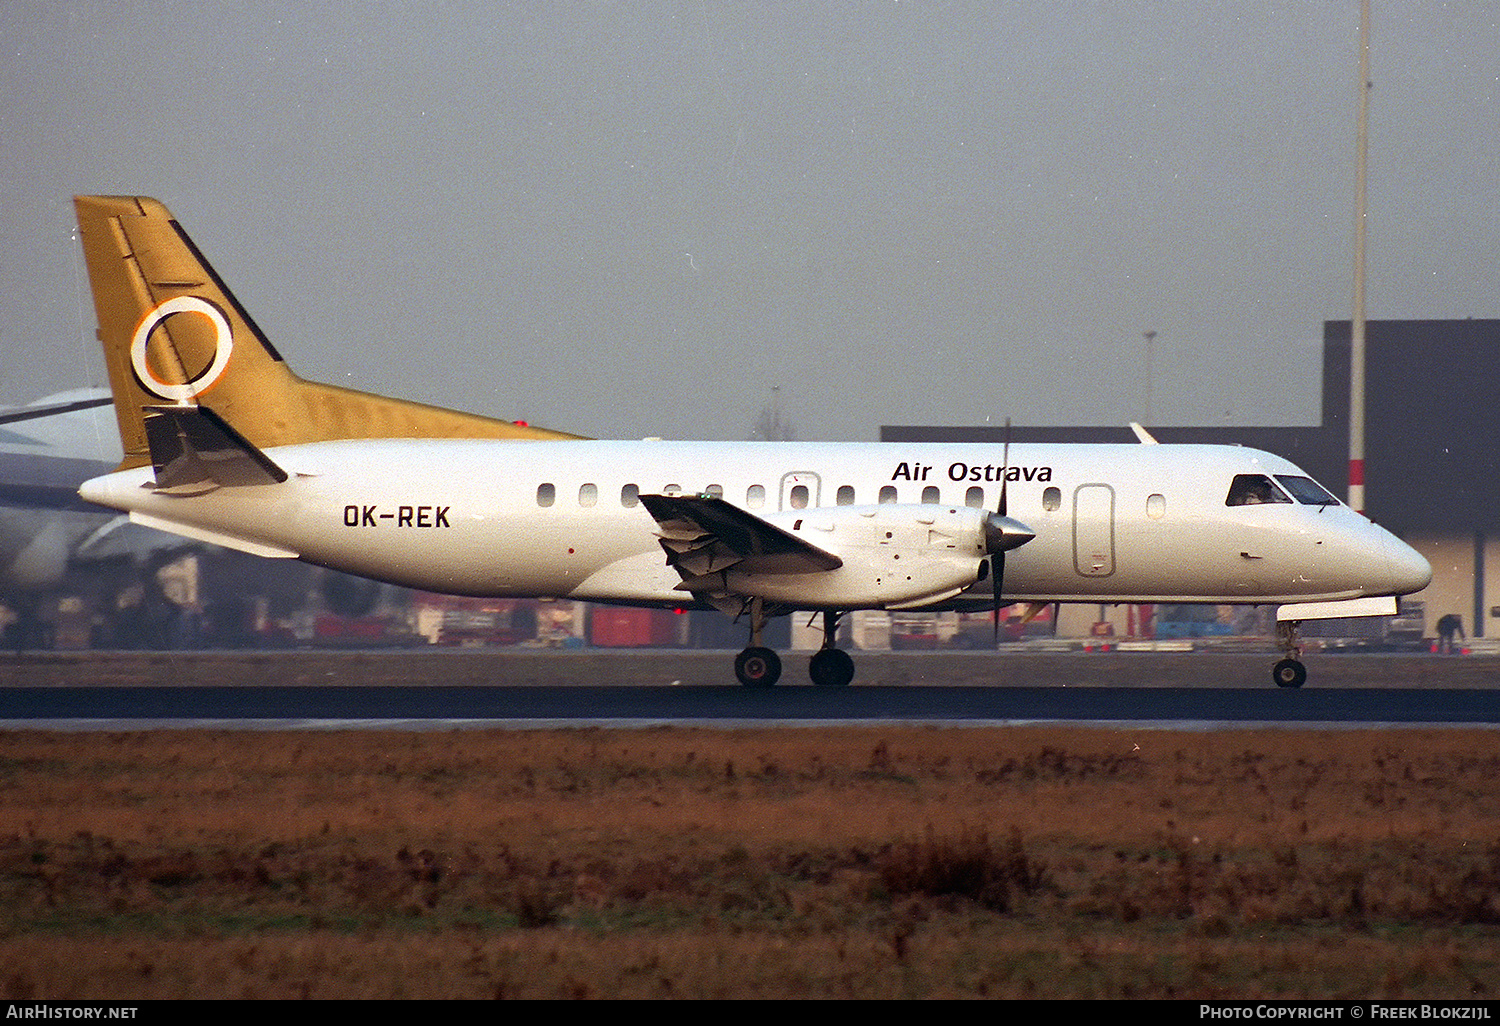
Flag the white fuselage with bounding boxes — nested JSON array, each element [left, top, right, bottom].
[[79, 439, 1432, 610]]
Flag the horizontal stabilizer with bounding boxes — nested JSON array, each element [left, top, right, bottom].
[[144, 405, 288, 489], [127, 511, 298, 559], [75, 514, 194, 561]]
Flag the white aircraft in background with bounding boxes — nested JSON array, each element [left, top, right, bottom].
[[0, 387, 183, 592], [72, 195, 1431, 687]]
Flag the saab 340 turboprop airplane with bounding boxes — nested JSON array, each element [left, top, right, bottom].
[[71, 195, 1430, 687]]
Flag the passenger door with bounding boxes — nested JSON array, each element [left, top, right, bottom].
[[1073, 484, 1116, 578]]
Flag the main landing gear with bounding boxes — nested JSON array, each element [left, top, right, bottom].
[[734, 598, 782, 687], [808, 612, 854, 687], [1272, 620, 1308, 688], [734, 646, 781, 688], [732, 604, 854, 687]]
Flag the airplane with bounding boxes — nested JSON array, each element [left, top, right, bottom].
[[0, 389, 115, 590], [0, 388, 193, 591], [71, 195, 1431, 688]]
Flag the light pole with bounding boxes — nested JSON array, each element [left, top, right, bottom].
[[1349, 0, 1370, 512]]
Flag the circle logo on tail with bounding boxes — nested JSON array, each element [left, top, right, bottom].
[[130, 296, 234, 401]]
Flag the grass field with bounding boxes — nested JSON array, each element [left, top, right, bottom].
[[1, 725, 1498, 998]]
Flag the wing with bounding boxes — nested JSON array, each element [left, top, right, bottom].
[[0, 393, 113, 427], [638, 494, 842, 599]]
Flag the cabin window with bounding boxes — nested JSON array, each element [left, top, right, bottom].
[[1146, 493, 1166, 519], [921, 486, 941, 504], [878, 485, 897, 504], [746, 484, 766, 509], [578, 483, 597, 507], [836, 485, 855, 505], [789, 484, 809, 509], [1226, 474, 1291, 506], [1042, 486, 1062, 512], [536, 483, 555, 508], [965, 486, 985, 508], [621, 483, 639, 507], [705, 483, 724, 499]]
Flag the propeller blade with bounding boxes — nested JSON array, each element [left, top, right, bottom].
[[994, 417, 1013, 644], [998, 417, 1011, 517], [992, 549, 1004, 645], [983, 513, 1034, 644]]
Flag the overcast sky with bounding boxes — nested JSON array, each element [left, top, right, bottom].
[[2, 2, 1495, 441]]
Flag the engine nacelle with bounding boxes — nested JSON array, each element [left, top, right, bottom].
[[726, 504, 998, 609]]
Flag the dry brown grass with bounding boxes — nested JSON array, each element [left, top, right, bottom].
[[1, 726, 1498, 998]]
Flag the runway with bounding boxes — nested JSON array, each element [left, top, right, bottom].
[[3, 683, 1499, 730], [2, 651, 1496, 729]]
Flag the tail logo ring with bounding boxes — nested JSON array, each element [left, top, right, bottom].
[[130, 296, 234, 401]]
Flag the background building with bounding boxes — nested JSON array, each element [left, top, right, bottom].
[[883, 320, 1500, 641]]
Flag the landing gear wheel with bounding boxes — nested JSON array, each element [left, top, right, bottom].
[[1272, 658, 1307, 689], [808, 648, 855, 687], [735, 646, 782, 688]]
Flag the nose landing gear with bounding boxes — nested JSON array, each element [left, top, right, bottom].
[[1272, 620, 1307, 688]]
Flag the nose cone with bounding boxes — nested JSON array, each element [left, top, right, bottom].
[[1383, 533, 1432, 595]]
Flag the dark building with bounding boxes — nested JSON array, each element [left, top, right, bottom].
[[883, 320, 1500, 636]]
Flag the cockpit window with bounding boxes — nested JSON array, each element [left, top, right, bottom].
[[1275, 475, 1340, 506], [1226, 474, 1292, 506]]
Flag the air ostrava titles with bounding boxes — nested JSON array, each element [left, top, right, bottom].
[[892, 461, 1054, 483]]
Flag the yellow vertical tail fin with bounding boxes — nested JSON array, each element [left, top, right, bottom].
[[73, 195, 580, 470]]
